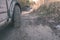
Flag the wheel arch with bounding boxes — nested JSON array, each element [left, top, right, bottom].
[[8, 1, 21, 18]]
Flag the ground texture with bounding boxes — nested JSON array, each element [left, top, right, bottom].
[[0, 3, 60, 40]]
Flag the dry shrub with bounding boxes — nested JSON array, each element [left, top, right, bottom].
[[38, 2, 60, 23], [30, 0, 44, 10], [18, 0, 30, 8]]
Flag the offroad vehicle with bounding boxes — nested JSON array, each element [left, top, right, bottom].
[[0, 0, 21, 29]]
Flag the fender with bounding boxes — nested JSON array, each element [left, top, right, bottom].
[[8, 0, 21, 18]]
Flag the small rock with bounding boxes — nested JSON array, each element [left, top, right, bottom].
[[56, 25, 60, 30]]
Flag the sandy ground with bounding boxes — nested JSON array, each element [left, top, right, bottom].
[[20, 9, 60, 40], [0, 7, 60, 40]]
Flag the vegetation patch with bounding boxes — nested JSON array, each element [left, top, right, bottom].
[[37, 2, 60, 23]]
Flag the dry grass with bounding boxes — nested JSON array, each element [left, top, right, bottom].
[[37, 2, 60, 23]]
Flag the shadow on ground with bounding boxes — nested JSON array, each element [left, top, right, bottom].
[[0, 24, 15, 40]]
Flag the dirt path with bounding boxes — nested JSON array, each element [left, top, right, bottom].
[[20, 9, 60, 40], [0, 7, 60, 40]]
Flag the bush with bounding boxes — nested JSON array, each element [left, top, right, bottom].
[[18, 0, 30, 8], [38, 2, 60, 23]]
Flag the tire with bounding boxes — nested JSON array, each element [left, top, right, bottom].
[[13, 5, 21, 28]]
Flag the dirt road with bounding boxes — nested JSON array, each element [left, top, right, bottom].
[[0, 8, 60, 40]]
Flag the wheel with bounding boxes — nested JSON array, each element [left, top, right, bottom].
[[13, 5, 21, 28]]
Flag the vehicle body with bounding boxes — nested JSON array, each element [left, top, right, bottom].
[[0, 0, 21, 30]]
